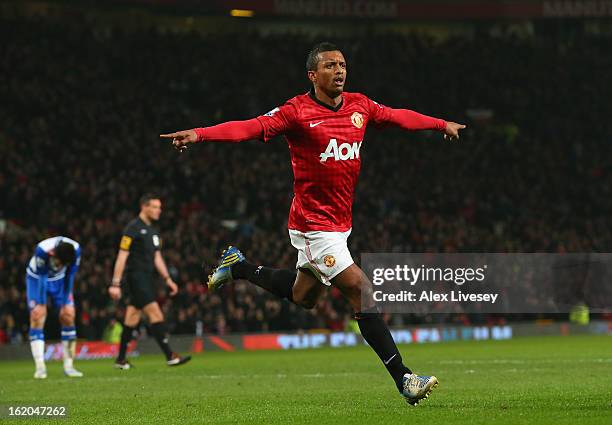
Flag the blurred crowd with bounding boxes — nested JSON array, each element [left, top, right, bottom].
[[0, 14, 610, 344]]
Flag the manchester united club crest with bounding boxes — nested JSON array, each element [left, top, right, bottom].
[[323, 255, 336, 267], [351, 112, 363, 129]]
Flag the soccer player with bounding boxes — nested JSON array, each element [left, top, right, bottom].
[[26, 236, 82, 379], [108, 193, 191, 369], [161, 42, 465, 404]]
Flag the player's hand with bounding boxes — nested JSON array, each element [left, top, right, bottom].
[[160, 129, 198, 153], [166, 279, 179, 296], [443, 121, 466, 141], [108, 285, 122, 300]]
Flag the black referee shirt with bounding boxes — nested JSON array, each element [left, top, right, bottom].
[[119, 217, 161, 274]]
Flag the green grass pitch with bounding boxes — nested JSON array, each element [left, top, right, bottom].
[[1, 335, 610, 424]]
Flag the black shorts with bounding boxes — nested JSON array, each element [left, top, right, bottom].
[[124, 272, 156, 309]]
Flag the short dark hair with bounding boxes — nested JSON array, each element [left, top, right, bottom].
[[306, 42, 342, 71], [139, 193, 160, 207], [55, 242, 76, 265]]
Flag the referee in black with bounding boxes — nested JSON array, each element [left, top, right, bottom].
[[109, 193, 191, 368]]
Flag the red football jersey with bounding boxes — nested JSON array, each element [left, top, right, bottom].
[[256, 90, 395, 233]]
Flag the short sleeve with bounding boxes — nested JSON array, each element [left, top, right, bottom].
[[255, 101, 298, 142], [33, 246, 49, 275], [365, 96, 393, 126], [120, 224, 138, 251]]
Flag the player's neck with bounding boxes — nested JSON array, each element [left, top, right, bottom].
[[314, 87, 342, 108], [139, 212, 152, 225]]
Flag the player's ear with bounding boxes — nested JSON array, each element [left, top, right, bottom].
[[307, 70, 316, 83]]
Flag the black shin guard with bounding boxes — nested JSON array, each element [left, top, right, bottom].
[[150, 322, 173, 360], [118, 325, 134, 362], [356, 307, 412, 392], [233, 261, 295, 302]]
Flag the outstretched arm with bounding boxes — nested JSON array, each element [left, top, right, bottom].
[[160, 119, 264, 152], [386, 108, 466, 140]]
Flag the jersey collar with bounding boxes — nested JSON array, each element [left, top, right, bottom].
[[308, 87, 343, 112]]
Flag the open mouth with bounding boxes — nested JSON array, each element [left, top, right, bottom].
[[333, 77, 344, 86]]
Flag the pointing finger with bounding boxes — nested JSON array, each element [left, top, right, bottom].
[[160, 133, 178, 139]]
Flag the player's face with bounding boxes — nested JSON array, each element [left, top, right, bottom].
[[309, 50, 346, 98], [143, 199, 162, 222]]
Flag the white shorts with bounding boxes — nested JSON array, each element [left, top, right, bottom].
[[288, 228, 354, 286]]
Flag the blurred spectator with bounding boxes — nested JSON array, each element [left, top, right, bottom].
[[102, 318, 124, 344]]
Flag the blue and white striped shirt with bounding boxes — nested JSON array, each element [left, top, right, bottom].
[[26, 236, 81, 286]]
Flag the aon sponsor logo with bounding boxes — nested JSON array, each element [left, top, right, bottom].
[[319, 139, 362, 162]]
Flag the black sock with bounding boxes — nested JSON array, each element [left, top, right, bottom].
[[233, 261, 295, 302], [150, 322, 173, 360], [118, 325, 134, 362], [356, 307, 412, 393]]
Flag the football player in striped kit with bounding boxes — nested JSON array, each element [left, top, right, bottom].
[[26, 236, 83, 379]]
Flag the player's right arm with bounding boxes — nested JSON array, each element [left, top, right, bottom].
[[25, 247, 50, 311], [160, 102, 297, 151], [108, 234, 132, 301]]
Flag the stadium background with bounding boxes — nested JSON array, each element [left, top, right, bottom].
[[0, 0, 611, 347]]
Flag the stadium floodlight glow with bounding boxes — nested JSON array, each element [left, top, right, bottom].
[[230, 9, 254, 18]]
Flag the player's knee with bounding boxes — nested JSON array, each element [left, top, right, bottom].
[[30, 305, 47, 323], [60, 308, 75, 325], [339, 277, 371, 309], [299, 299, 317, 310], [292, 292, 316, 310], [144, 306, 164, 323]]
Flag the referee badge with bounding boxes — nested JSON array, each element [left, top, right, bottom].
[[351, 112, 363, 129], [120, 236, 132, 250], [324, 255, 336, 267]]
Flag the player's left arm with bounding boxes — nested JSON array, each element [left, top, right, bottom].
[[64, 247, 81, 295], [368, 98, 466, 140], [154, 251, 178, 296]]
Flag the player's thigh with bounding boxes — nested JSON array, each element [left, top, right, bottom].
[[124, 305, 142, 327], [331, 263, 374, 311], [142, 302, 164, 324], [26, 275, 47, 311], [51, 282, 75, 321], [293, 268, 326, 309]]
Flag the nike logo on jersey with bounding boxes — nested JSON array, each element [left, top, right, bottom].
[[319, 138, 362, 162], [309, 121, 325, 128]]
